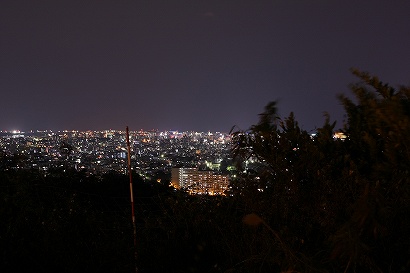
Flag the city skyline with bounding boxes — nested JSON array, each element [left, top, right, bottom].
[[0, 127, 233, 184], [2, 0, 410, 132]]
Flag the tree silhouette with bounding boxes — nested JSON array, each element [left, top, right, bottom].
[[230, 69, 410, 272]]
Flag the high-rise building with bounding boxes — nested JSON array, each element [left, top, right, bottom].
[[171, 167, 229, 195]]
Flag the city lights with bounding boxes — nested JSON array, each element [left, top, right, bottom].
[[0, 129, 234, 194]]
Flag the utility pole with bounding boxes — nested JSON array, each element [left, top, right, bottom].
[[126, 126, 138, 273]]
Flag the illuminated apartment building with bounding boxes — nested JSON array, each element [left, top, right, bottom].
[[171, 167, 229, 195]]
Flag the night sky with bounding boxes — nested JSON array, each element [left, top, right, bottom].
[[1, 0, 409, 132]]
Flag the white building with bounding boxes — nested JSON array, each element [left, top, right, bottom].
[[171, 167, 229, 195]]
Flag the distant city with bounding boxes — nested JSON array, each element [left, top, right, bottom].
[[0, 129, 235, 195]]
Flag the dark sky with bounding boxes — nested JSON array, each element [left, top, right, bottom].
[[1, 0, 409, 132]]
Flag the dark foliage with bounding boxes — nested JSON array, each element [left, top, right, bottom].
[[230, 69, 410, 272]]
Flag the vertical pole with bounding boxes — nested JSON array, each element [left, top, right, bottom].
[[126, 126, 138, 273]]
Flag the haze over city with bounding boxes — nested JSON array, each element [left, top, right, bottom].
[[1, 0, 409, 132]]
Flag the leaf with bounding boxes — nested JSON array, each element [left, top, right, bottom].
[[242, 213, 263, 226]]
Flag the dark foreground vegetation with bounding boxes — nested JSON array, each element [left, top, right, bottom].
[[1, 70, 410, 272]]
